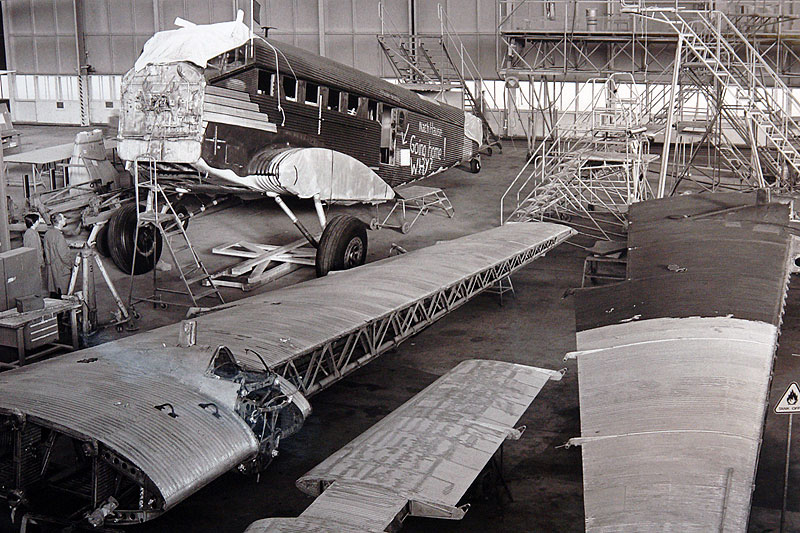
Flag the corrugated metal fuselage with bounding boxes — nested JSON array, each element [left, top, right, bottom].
[[118, 37, 478, 199], [201, 69, 473, 191]]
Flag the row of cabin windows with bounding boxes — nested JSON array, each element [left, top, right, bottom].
[[256, 69, 389, 122]]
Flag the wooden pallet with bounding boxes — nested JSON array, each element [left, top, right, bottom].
[[209, 239, 315, 291]]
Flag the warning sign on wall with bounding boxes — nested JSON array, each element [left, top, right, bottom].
[[775, 382, 800, 414]]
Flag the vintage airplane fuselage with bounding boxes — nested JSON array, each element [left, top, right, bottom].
[[118, 35, 483, 201]]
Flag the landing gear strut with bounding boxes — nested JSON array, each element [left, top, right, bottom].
[[272, 194, 368, 277]]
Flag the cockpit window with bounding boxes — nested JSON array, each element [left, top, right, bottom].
[[205, 43, 252, 80]]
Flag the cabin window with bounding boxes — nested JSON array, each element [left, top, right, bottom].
[[257, 70, 274, 96], [367, 100, 378, 121], [282, 76, 297, 101], [305, 81, 320, 105], [347, 93, 359, 115], [328, 88, 341, 111]]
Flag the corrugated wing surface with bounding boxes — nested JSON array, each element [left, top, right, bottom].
[[0, 222, 571, 515], [246, 481, 406, 533], [0, 353, 259, 509], [97, 222, 573, 370], [572, 194, 794, 531], [246, 359, 558, 532]]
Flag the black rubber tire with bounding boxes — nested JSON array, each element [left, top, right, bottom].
[[107, 204, 163, 275], [470, 157, 481, 174], [95, 222, 110, 257], [315, 214, 368, 277]]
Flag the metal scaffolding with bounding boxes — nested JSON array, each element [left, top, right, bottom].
[[501, 74, 654, 240]]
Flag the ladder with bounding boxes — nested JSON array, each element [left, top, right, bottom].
[[501, 75, 653, 239], [377, 2, 501, 147], [631, 5, 800, 187], [129, 157, 224, 308]]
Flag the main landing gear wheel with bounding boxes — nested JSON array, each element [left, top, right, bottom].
[[469, 157, 481, 174], [315, 214, 368, 277], [95, 223, 110, 257], [107, 204, 163, 275]]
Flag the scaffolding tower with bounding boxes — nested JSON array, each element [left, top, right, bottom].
[[501, 74, 655, 240]]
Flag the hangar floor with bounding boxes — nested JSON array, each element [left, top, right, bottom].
[[1, 125, 798, 532]]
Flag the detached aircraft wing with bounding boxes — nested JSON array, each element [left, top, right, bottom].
[[0, 222, 574, 527], [567, 192, 797, 531], [246, 359, 563, 533]]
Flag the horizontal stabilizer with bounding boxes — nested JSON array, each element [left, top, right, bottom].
[[246, 359, 562, 532]]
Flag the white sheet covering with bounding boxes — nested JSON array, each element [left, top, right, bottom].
[[134, 11, 251, 71], [464, 112, 483, 145]]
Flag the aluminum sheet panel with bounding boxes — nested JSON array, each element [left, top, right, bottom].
[[573, 317, 777, 532], [246, 481, 406, 533], [575, 197, 792, 331], [625, 191, 760, 224], [247, 359, 559, 532], [574, 272, 786, 330], [298, 359, 554, 501], [0, 352, 259, 509], [572, 194, 794, 531]]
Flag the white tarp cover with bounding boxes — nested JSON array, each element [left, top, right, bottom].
[[464, 112, 483, 145], [197, 148, 395, 202], [134, 12, 250, 71]]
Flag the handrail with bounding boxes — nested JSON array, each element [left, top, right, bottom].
[[500, 74, 644, 223], [639, 8, 800, 176], [437, 3, 503, 135]]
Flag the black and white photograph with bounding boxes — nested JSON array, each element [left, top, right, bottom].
[[0, 1, 798, 531]]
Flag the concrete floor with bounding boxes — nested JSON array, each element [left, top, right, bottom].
[[1, 125, 799, 532]]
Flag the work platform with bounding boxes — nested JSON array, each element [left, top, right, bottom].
[[0, 221, 574, 528]]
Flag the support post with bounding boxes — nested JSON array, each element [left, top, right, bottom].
[[273, 195, 319, 248], [782, 413, 793, 533], [72, 0, 89, 126], [313, 194, 326, 230], [317, 0, 325, 56], [658, 36, 683, 198], [0, 144, 8, 251]]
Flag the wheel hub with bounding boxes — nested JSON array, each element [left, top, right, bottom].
[[343, 237, 364, 267]]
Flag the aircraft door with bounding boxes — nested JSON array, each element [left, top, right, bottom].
[[380, 106, 397, 165]]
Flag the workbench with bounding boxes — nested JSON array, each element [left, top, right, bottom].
[[0, 297, 81, 369]]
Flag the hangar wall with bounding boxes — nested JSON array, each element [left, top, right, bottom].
[[0, 0, 498, 125]]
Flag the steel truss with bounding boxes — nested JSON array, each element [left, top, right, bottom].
[[272, 232, 570, 398]]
